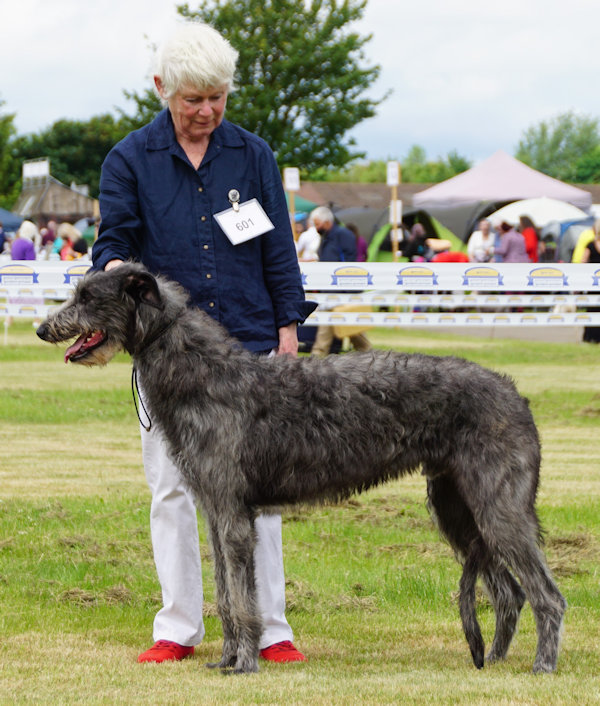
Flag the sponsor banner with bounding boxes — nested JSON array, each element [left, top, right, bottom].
[[1, 303, 59, 317], [301, 262, 600, 291], [462, 266, 503, 288], [526, 266, 569, 288], [2, 259, 600, 292], [303, 311, 600, 327], [0, 263, 40, 286], [3, 261, 600, 327], [305, 292, 600, 308], [0, 261, 586, 291], [329, 265, 374, 287], [0, 260, 91, 289], [396, 265, 439, 288]]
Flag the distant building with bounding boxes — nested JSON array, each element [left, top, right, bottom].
[[297, 181, 430, 212], [12, 158, 98, 225]]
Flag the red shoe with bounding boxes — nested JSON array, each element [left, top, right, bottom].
[[259, 640, 306, 663], [137, 640, 194, 663]]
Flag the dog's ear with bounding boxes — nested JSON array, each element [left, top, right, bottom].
[[122, 271, 163, 310]]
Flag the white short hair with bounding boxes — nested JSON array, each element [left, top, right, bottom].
[[310, 206, 334, 224], [155, 22, 238, 99]]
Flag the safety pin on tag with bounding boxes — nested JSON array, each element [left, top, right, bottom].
[[228, 189, 240, 212]]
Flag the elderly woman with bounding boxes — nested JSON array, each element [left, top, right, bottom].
[[92, 22, 314, 664]]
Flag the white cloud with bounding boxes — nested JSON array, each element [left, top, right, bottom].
[[3, 0, 600, 162], [2, 0, 180, 131], [349, 0, 600, 160]]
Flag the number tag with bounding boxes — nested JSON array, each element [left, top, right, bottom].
[[213, 198, 275, 245]]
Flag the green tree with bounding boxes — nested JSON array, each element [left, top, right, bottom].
[[311, 159, 388, 182], [123, 0, 385, 174], [119, 88, 162, 134], [0, 99, 21, 209], [11, 114, 128, 197], [515, 111, 600, 182], [400, 145, 471, 183], [574, 145, 600, 183], [309, 147, 471, 184]]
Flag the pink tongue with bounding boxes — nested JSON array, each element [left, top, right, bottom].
[[64, 331, 106, 363], [65, 334, 88, 363]]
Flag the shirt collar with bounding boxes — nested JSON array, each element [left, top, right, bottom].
[[146, 110, 245, 152]]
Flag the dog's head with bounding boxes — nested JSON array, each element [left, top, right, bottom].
[[36, 263, 165, 366]]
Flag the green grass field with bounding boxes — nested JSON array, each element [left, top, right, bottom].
[[1, 322, 599, 704]]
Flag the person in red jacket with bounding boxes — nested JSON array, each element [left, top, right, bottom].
[[519, 215, 539, 263]]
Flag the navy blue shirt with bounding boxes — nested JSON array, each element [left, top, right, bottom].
[[318, 223, 357, 262], [93, 109, 315, 352]]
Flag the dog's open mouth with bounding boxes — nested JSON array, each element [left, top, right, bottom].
[[64, 331, 107, 362]]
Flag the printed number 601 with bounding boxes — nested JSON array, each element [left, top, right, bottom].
[[235, 218, 255, 232]]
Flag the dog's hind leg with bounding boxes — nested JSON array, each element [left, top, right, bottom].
[[468, 488, 565, 672], [426, 474, 485, 668], [498, 534, 566, 673], [458, 540, 485, 669], [480, 560, 526, 663]]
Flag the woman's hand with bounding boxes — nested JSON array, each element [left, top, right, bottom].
[[277, 322, 299, 357], [105, 259, 124, 271]]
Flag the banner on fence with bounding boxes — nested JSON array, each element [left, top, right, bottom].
[[2, 260, 600, 292], [3, 260, 600, 327], [300, 262, 600, 292]]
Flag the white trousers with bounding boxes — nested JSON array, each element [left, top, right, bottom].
[[140, 422, 294, 649]]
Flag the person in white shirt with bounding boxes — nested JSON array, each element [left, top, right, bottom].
[[467, 218, 495, 262], [295, 221, 321, 261]]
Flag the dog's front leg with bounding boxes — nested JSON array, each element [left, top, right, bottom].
[[219, 509, 262, 674], [205, 518, 238, 670]]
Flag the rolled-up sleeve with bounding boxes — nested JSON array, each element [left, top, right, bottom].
[[258, 148, 316, 326], [92, 145, 147, 271]]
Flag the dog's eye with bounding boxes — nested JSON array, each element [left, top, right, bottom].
[[78, 288, 90, 304]]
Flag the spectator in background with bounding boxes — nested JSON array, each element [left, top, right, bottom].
[[401, 223, 451, 262], [467, 218, 495, 263], [0, 222, 5, 254], [46, 220, 57, 242], [571, 220, 599, 263], [38, 226, 55, 260], [580, 222, 600, 342], [519, 215, 539, 263], [16, 220, 40, 254], [72, 237, 90, 258], [295, 219, 321, 262], [311, 206, 356, 262], [310, 206, 372, 357], [493, 221, 529, 262], [55, 223, 82, 260], [346, 223, 368, 262], [11, 222, 36, 260], [41, 223, 56, 248], [581, 222, 600, 265]]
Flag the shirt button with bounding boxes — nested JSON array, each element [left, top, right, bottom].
[[198, 186, 203, 192], [203, 244, 209, 250], [208, 302, 215, 308], [201, 215, 207, 222], [206, 273, 212, 279]]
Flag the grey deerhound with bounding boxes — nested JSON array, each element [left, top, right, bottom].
[[37, 262, 566, 674]]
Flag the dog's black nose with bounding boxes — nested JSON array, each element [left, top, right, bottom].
[[36, 322, 49, 340]]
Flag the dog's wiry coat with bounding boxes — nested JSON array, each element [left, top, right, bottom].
[[37, 263, 566, 674]]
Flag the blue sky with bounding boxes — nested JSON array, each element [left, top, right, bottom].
[[3, 0, 600, 165]]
